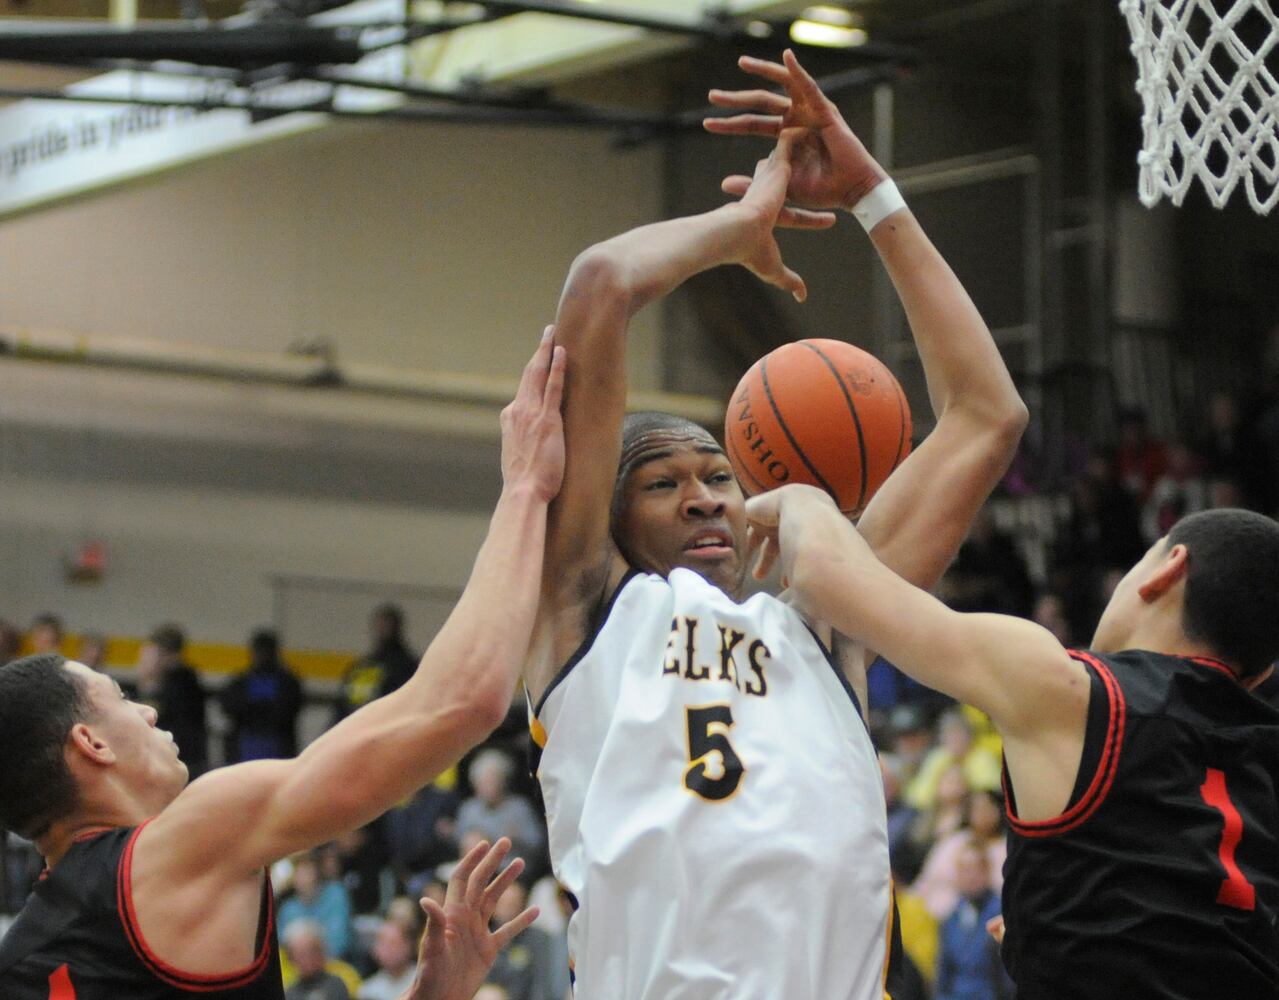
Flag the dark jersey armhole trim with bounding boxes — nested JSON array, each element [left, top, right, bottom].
[[1186, 655, 1242, 682], [1004, 650, 1126, 838], [803, 623, 867, 726], [117, 820, 276, 992], [533, 567, 642, 720]]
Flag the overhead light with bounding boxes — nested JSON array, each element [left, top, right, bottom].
[[746, 20, 774, 38], [789, 20, 868, 48], [800, 5, 856, 27]]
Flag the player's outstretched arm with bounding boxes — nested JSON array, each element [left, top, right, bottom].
[[746, 484, 1085, 738], [143, 332, 567, 879], [535, 130, 831, 689], [708, 50, 1027, 591], [400, 838, 539, 1000]]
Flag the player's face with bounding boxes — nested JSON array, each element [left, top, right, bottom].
[[615, 439, 748, 595], [66, 661, 188, 808]]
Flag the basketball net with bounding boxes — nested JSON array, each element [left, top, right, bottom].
[[1119, 0, 1279, 214]]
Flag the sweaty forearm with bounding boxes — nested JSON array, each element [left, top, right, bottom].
[[869, 210, 1026, 429]]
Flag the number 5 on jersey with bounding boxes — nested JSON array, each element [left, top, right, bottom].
[[684, 705, 744, 801]]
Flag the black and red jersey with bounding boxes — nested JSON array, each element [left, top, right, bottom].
[[1001, 649, 1279, 1000], [0, 824, 283, 999]]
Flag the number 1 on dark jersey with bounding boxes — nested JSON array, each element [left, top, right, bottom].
[[48, 965, 77, 1000], [1199, 768, 1256, 911]]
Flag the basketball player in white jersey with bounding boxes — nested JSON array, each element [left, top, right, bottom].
[[523, 51, 1027, 999]]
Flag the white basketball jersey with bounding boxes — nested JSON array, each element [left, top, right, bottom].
[[531, 567, 892, 1000]]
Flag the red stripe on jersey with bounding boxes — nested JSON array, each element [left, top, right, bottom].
[[1006, 651, 1127, 837], [1186, 657, 1241, 682], [116, 821, 276, 992]]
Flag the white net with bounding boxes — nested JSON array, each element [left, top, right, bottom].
[[1120, 0, 1279, 214]]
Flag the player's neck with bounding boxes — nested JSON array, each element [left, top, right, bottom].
[[1114, 618, 1225, 668], [41, 788, 157, 866]]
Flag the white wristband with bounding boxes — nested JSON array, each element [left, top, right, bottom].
[[847, 178, 906, 233]]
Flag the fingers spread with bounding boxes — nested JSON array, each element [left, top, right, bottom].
[[781, 48, 825, 102], [778, 207, 838, 230], [702, 114, 782, 138], [420, 896, 445, 928], [448, 839, 491, 901], [491, 905, 540, 951], [737, 54, 790, 86], [707, 88, 791, 114], [784, 266, 807, 303], [480, 855, 526, 917], [466, 837, 512, 906]]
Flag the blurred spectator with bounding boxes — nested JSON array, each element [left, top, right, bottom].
[[385, 776, 461, 896], [484, 881, 558, 1000], [1141, 443, 1207, 543], [905, 710, 1001, 811], [456, 751, 545, 870], [77, 632, 109, 671], [894, 856, 939, 987], [1247, 323, 1279, 514], [357, 919, 417, 1000], [0, 620, 21, 664], [934, 841, 1011, 1000], [1060, 451, 1147, 571], [1115, 408, 1168, 501], [909, 764, 971, 859], [133, 624, 208, 778], [221, 628, 303, 763], [914, 790, 1008, 921], [1031, 593, 1073, 646], [29, 614, 63, 655], [1052, 449, 1146, 637], [1199, 392, 1247, 488], [331, 825, 389, 916], [280, 853, 354, 962], [886, 704, 933, 784], [338, 604, 418, 720], [385, 894, 429, 944], [948, 507, 1034, 617], [1207, 475, 1244, 510], [542, 882, 574, 1000], [284, 920, 351, 1000], [880, 753, 923, 881]]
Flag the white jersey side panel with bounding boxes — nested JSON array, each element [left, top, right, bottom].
[[533, 568, 891, 1000]]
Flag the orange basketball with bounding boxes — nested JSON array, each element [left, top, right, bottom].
[[725, 339, 912, 515]]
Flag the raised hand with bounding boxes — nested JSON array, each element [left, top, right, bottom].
[[729, 128, 835, 303], [705, 48, 888, 211], [401, 838, 539, 1000], [500, 327, 568, 503]]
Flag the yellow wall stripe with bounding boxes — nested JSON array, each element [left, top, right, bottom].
[[16, 633, 357, 682]]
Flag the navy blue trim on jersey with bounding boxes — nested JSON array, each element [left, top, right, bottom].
[[533, 568, 642, 718], [804, 624, 866, 725]]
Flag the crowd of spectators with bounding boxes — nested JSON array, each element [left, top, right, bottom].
[[3, 363, 1278, 998]]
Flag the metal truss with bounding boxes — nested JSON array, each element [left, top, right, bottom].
[[0, 2, 918, 144]]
